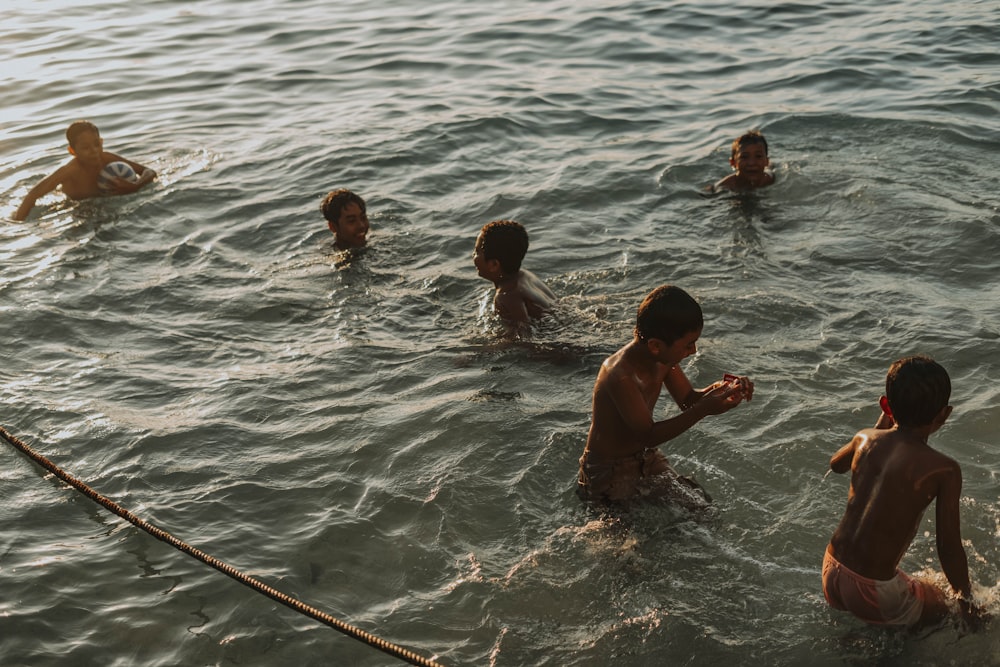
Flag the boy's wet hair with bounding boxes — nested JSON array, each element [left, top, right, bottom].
[[66, 120, 100, 148], [731, 130, 768, 159], [321, 189, 366, 229], [479, 220, 528, 274], [635, 285, 703, 345], [885, 355, 951, 427]]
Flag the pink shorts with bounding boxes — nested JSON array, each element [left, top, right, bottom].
[[822, 545, 932, 626]]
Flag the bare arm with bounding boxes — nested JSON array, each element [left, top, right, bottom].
[[106, 152, 157, 194], [609, 368, 743, 450], [935, 464, 971, 598], [494, 290, 530, 324], [831, 409, 888, 474], [829, 436, 858, 474], [665, 366, 751, 410], [664, 364, 698, 409], [711, 174, 736, 192], [13, 167, 69, 221]]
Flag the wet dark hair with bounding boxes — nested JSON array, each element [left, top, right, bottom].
[[479, 219, 528, 274], [321, 189, 366, 230], [635, 285, 703, 345], [66, 120, 100, 148], [731, 130, 768, 159], [885, 355, 951, 427]]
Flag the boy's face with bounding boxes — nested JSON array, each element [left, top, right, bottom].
[[730, 142, 769, 175], [473, 232, 501, 280], [649, 328, 701, 366], [330, 202, 369, 248], [68, 131, 103, 169]]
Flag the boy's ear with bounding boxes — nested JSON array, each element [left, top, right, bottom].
[[645, 337, 664, 356], [936, 405, 953, 426], [729, 156, 737, 169], [68, 145, 76, 156]]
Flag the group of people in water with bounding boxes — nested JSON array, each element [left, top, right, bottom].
[[11, 121, 987, 631]]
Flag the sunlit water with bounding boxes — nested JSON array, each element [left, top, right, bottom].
[[2, 1, 999, 665]]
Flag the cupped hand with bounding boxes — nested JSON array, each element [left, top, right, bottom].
[[732, 375, 754, 402], [701, 383, 745, 415]]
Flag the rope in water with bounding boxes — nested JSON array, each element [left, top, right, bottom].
[[0, 425, 445, 667]]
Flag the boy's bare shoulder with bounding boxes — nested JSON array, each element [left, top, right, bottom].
[[873, 430, 962, 483], [711, 171, 774, 192], [48, 159, 81, 183], [919, 444, 961, 474], [591, 344, 624, 380], [493, 284, 530, 322], [598, 344, 653, 392], [712, 174, 737, 192], [494, 283, 526, 305], [25, 159, 80, 196]]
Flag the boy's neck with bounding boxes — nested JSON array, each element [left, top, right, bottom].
[[73, 156, 102, 175], [625, 337, 657, 365], [892, 424, 933, 445], [493, 270, 520, 289]]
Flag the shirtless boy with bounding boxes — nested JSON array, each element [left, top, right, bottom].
[[577, 285, 753, 506], [473, 219, 556, 325], [14, 120, 156, 221], [711, 130, 774, 192], [823, 355, 984, 627], [321, 188, 369, 250]]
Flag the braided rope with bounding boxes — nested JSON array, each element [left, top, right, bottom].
[[0, 426, 445, 667]]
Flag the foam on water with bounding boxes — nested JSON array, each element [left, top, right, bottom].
[[2, 1, 1000, 665]]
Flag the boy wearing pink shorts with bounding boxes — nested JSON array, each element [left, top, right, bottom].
[[823, 355, 985, 627]]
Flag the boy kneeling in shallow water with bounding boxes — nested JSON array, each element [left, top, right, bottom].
[[577, 285, 752, 508], [823, 355, 987, 628]]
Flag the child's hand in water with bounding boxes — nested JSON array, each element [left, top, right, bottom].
[[960, 598, 992, 632]]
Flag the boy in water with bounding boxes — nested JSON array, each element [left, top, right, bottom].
[[473, 219, 556, 324], [577, 285, 753, 506], [13, 120, 157, 221], [823, 355, 985, 627], [321, 188, 369, 250], [711, 130, 774, 192]]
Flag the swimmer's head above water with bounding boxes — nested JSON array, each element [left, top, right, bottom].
[[321, 188, 369, 250], [634, 285, 704, 347]]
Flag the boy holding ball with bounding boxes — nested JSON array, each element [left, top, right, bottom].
[[13, 120, 156, 221]]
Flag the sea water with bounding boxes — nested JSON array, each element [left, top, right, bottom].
[[2, 1, 999, 665]]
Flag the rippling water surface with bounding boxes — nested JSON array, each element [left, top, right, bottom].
[[2, 1, 999, 665]]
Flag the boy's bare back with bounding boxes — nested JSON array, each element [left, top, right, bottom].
[[829, 425, 964, 581], [823, 355, 985, 627], [493, 269, 556, 323]]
